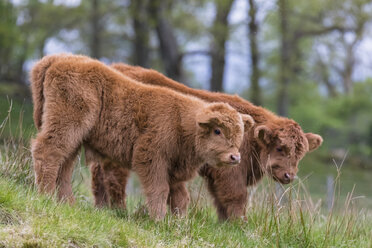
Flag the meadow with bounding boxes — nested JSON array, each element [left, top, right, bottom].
[[1, 97, 372, 247]]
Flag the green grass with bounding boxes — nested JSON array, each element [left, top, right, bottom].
[[1, 174, 371, 247], [299, 155, 372, 209], [0, 96, 35, 139], [0, 178, 161, 247], [0, 137, 371, 247]]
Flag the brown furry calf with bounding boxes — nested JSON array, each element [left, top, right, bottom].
[[30, 54, 253, 220], [88, 63, 323, 220]]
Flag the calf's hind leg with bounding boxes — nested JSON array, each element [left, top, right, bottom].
[[32, 90, 97, 199], [102, 162, 130, 209], [200, 166, 248, 221], [85, 146, 109, 207], [32, 129, 83, 197], [205, 177, 248, 221], [88, 159, 109, 207], [86, 146, 130, 209], [56, 149, 79, 203]]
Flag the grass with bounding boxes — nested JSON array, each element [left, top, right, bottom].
[[0, 178, 162, 247], [1, 175, 371, 247], [1, 97, 372, 247], [0, 96, 35, 139], [298, 155, 372, 209], [1, 138, 372, 247]]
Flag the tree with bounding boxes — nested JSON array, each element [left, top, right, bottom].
[[90, 0, 101, 58], [313, 47, 339, 98], [0, 0, 82, 85], [248, 0, 261, 105], [149, 0, 184, 82], [308, 0, 371, 96], [0, 0, 19, 83], [209, 0, 235, 92], [277, 0, 290, 116], [331, 1, 369, 94], [130, 0, 150, 67], [273, 0, 370, 115]]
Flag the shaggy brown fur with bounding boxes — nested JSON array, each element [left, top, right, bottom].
[[30, 54, 253, 220], [88, 63, 323, 220]]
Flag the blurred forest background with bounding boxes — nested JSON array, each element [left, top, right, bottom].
[[1, 0, 372, 207]]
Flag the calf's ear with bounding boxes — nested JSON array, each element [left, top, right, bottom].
[[305, 133, 323, 152], [254, 125, 272, 145], [240, 114, 255, 132]]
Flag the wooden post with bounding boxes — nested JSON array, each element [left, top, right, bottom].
[[327, 175, 334, 212], [276, 182, 285, 205]]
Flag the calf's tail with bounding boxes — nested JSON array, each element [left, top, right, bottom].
[[30, 54, 64, 130]]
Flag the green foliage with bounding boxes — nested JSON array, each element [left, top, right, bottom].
[[0, 0, 22, 81], [0, 1, 18, 55], [290, 79, 372, 167], [0, 0, 85, 84], [171, 0, 208, 42]]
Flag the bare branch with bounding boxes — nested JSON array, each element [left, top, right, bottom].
[[181, 50, 211, 58], [294, 25, 355, 39]]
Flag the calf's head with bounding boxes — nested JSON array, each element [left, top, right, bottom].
[[196, 103, 254, 168], [254, 119, 323, 184]]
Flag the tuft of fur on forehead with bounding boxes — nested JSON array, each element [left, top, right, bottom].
[[198, 103, 244, 138], [268, 118, 309, 159]]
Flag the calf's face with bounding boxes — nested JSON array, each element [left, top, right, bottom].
[[254, 122, 323, 184], [196, 104, 254, 168]]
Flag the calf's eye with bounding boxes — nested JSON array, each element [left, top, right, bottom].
[[276, 147, 283, 152], [214, 129, 221, 135]]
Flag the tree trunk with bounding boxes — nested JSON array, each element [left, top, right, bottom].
[[342, 44, 354, 94], [131, 0, 150, 68], [90, 0, 101, 59], [14, 39, 29, 85], [317, 56, 338, 97], [341, 2, 366, 95], [38, 36, 47, 58], [277, 0, 290, 117], [341, 31, 363, 95], [150, 0, 184, 82], [248, 0, 261, 105], [210, 0, 235, 92]]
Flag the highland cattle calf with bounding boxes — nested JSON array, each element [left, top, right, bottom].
[[30, 54, 253, 220]]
